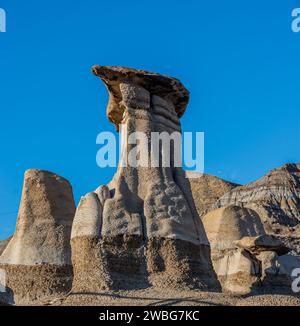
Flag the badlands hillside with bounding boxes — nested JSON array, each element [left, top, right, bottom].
[[0, 66, 299, 306]]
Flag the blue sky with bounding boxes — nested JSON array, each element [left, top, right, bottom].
[[0, 0, 300, 239]]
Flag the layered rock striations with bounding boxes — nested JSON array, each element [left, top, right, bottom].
[[0, 170, 76, 303], [213, 164, 300, 234], [71, 66, 220, 291]]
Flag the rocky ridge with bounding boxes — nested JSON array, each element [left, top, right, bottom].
[[213, 164, 300, 233]]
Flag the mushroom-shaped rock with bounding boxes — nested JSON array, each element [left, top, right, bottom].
[[71, 66, 220, 291], [202, 205, 266, 293], [92, 65, 189, 129]]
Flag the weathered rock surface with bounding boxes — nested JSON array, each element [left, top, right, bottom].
[[91, 65, 189, 129], [215, 249, 261, 294], [203, 206, 266, 251], [254, 252, 300, 291], [257, 251, 279, 278], [202, 204, 299, 294], [0, 237, 12, 256], [202, 205, 265, 293], [0, 66, 299, 304], [71, 66, 220, 292], [71, 192, 111, 292], [0, 169, 76, 304], [190, 164, 300, 294], [278, 233, 300, 256], [213, 164, 300, 234], [234, 235, 290, 255], [187, 172, 239, 218]]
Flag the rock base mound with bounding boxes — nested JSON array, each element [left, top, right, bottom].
[[71, 200, 220, 292], [203, 205, 300, 294]]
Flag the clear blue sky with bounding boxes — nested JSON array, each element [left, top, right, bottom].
[[0, 0, 300, 239]]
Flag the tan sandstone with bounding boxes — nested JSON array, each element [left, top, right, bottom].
[[71, 66, 220, 292], [0, 169, 76, 304]]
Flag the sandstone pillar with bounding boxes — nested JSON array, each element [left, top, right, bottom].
[[71, 66, 220, 291], [0, 169, 76, 304]]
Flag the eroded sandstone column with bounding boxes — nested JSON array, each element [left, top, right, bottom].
[[0, 170, 76, 304], [71, 66, 220, 291]]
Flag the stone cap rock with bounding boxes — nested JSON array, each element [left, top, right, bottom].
[[234, 235, 290, 255], [92, 65, 189, 128]]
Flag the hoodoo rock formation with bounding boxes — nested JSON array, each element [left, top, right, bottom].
[[202, 206, 265, 293], [71, 66, 220, 291], [202, 205, 300, 293], [0, 170, 76, 304], [0, 66, 299, 305]]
